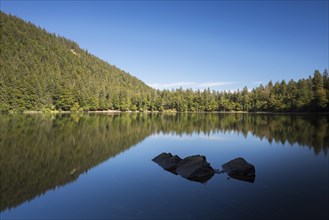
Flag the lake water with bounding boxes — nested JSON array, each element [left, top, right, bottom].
[[0, 113, 328, 219]]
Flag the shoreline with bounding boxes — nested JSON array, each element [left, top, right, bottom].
[[18, 110, 329, 115]]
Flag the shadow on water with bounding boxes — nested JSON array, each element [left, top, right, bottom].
[[0, 113, 328, 211]]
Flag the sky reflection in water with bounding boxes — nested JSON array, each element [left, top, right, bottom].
[[0, 113, 328, 219]]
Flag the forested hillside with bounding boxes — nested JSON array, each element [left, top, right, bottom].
[[0, 12, 328, 112], [0, 12, 153, 112]]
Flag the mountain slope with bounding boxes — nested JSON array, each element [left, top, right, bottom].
[[0, 12, 153, 112], [1, 12, 328, 113]]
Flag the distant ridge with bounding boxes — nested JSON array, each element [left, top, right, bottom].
[[0, 12, 153, 112]]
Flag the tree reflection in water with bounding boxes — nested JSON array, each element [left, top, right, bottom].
[[0, 113, 328, 211]]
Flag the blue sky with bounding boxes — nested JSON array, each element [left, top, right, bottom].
[[1, 1, 328, 91]]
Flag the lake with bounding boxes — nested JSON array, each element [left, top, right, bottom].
[[0, 113, 328, 219]]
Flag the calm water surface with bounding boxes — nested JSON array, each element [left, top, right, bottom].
[[0, 113, 328, 219]]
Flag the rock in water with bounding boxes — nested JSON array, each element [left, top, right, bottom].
[[176, 155, 215, 183], [152, 153, 215, 183], [221, 157, 256, 183], [152, 152, 182, 172]]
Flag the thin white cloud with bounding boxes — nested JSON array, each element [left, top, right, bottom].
[[148, 81, 239, 89], [252, 81, 263, 84], [198, 82, 239, 88]]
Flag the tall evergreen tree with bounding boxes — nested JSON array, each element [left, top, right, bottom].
[[312, 70, 328, 110]]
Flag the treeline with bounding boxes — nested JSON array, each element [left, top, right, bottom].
[[0, 12, 328, 113], [155, 69, 329, 112]]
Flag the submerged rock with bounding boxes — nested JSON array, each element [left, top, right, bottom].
[[152, 153, 215, 183], [221, 157, 256, 183]]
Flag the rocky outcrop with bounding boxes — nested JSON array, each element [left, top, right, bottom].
[[221, 157, 256, 183], [152, 152, 182, 173], [176, 155, 215, 182], [152, 153, 215, 183], [153, 153, 255, 183]]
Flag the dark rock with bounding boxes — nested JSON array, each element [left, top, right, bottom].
[[176, 155, 215, 183], [152, 152, 182, 173], [221, 157, 256, 183], [152, 153, 215, 183]]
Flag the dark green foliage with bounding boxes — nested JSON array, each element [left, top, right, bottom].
[[154, 70, 328, 112], [0, 12, 328, 113], [0, 12, 153, 112]]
